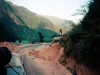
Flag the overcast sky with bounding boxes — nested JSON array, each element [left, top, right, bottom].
[[7, 0, 89, 23]]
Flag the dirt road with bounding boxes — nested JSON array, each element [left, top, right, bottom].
[[16, 43, 72, 75]]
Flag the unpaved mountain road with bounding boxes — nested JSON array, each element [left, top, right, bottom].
[[15, 43, 71, 75]]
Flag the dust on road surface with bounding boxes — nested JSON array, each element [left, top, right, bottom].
[[24, 55, 72, 75], [24, 43, 72, 75]]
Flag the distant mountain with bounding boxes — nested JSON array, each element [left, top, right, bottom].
[[0, 0, 60, 42], [42, 15, 74, 31]]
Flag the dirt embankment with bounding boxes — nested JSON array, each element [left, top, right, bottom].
[[28, 43, 72, 75], [0, 42, 19, 52], [28, 43, 63, 61], [28, 42, 99, 75]]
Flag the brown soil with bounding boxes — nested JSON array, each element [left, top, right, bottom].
[[28, 42, 63, 61], [28, 42, 100, 75], [0, 42, 19, 52]]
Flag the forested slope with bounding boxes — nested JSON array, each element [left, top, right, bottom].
[[0, 0, 60, 42]]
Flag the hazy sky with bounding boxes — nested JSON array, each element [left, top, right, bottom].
[[7, 0, 89, 22]]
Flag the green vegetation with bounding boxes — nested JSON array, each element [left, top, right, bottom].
[[0, 23, 19, 42], [0, 0, 60, 43], [60, 0, 100, 72]]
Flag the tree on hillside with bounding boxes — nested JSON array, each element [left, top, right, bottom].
[[38, 32, 44, 43], [60, 29, 62, 36]]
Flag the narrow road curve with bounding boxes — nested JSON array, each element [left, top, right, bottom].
[[15, 43, 71, 75], [16, 43, 50, 75], [23, 55, 45, 75], [15, 43, 48, 53]]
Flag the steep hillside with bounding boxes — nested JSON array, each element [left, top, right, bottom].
[[0, 0, 60, 42], [59, 0, 100, 74], [7, 2, 54, 29]]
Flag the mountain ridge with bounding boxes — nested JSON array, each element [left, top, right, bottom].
[[42, 15, 74, 33], [42, 15, 74, 27], [0, 0, 73, 42]]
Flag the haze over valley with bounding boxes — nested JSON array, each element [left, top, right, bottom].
[[0, 0, 74, 43]]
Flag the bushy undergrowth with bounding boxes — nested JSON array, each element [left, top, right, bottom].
[[60, 26, 100, 71], [59, 0, 100, 72]]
